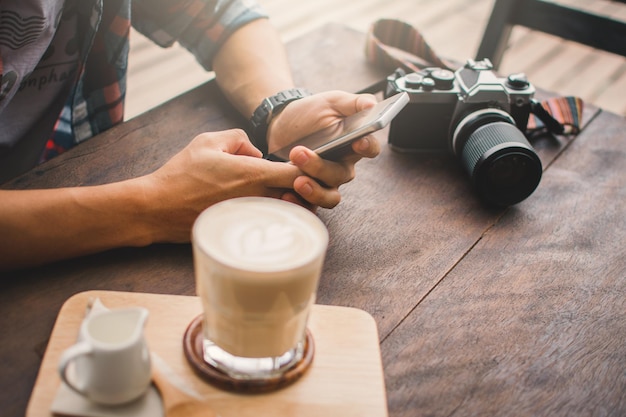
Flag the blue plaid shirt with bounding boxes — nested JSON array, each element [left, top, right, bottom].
[[44, 0, 266, 160]]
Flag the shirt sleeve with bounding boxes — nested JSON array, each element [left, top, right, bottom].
[[131, 0, 268, 70]]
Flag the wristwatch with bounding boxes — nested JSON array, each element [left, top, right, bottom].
[[249, 88, 312, 155]]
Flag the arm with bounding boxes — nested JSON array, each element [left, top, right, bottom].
[[0, 130, 302, 271], [212, 19, 381, 208], [212, 18, 294, 118], [0, 4, 376, 270]]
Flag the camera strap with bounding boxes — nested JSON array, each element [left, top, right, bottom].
[[365, 19, 584, 136]]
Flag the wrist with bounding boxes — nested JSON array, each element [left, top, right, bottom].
[[110, 177, 166, 247], [249, 88, 312, 155]]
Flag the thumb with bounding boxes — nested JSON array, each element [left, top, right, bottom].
[[212, 129, 264, 158], [322, 91, 377, 116]]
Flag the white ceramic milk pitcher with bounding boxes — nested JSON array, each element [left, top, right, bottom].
[[58, 307, 152, 405]]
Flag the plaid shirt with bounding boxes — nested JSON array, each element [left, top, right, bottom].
[[44, 0, 266, 160]]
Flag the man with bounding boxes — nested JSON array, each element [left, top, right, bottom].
[[0, 0, 380, 270]]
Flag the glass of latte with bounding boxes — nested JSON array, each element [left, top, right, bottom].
[[192, 197, 328, 380]]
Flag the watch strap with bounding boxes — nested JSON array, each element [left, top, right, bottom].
[[249, 88, 312, 155]]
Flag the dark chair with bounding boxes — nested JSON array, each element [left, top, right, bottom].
[[476, 0, 626, 69]]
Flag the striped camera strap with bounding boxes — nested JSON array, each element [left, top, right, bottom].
[[365, 19, 584, 136]]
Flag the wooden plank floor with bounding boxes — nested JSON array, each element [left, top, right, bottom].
[[126, 0, 626, 120]]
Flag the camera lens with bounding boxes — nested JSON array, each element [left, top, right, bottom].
[[452, 110, 542, 206]]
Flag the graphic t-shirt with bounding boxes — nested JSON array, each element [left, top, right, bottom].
[[0, 0, 267, 183], [0, 0, 78, 149]]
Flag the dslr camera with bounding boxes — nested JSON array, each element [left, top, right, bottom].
[[385, 59, 542, 207]]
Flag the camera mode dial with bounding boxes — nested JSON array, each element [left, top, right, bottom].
[[402, 73, 423, 90], [429, 69, 455, 90], [421, 77, 436, 91]]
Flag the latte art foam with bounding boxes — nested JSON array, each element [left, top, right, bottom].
[[195, 198, 327, 272], [227, 222, 303, 264]]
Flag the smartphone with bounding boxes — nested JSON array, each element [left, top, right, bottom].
[[267, 92, 409, 161]]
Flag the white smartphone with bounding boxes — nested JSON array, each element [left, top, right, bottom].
[[267, 92, 409, 161]]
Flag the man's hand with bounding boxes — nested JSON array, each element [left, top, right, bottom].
[[139, 129, 302, 242], [266, 90, 381, 208]]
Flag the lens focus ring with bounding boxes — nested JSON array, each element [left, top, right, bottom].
[[461, 122, 528, 173], [461, 122, 542, 206]]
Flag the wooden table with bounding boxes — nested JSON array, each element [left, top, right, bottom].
[[2, 24, 625, 417]]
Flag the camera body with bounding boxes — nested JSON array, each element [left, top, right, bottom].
[[385, 59, 542, 206]]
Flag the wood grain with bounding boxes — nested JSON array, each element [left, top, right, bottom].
[[381, 110, 626, 417]]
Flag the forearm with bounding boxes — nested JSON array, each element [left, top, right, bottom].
[[0, 129, 305, 271], [212, 18, 295, 118], [0, 181, 154, 271]]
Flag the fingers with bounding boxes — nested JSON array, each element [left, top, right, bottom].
[[290, 146, 355, 188], [293, 176, 341, 209], [318, 91, 378, 117], [193, 129, 263, 158], [280, 191, 318, 213], [187, 107, 380, 210], [183, 129, 304, 194], [286, 129, 383, 208], [351, 135, 381, 159], [285, 146, 346, 209]]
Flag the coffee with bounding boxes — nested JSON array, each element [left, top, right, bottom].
[[192, 197, 328, 378]]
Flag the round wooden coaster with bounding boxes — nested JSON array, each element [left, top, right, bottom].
[[183, 314, 315, 394]]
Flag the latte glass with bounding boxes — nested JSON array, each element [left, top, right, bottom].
[[192, 197, 328, 380]]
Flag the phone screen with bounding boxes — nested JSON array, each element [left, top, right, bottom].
[[267, 92, 409, 161]]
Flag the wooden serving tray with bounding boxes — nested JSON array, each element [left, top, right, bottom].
[[27, 291, 388, 417]]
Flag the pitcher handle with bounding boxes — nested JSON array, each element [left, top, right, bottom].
[[58, 342, 93, 396]]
